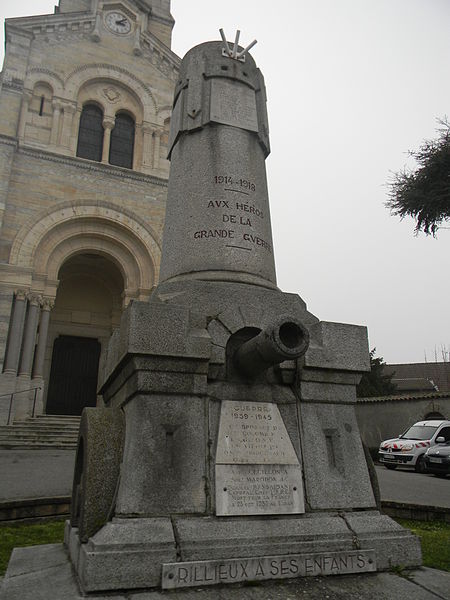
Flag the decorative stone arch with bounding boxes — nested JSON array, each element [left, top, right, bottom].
[[66, 67, 159, 170], [20, 70, 65, 146], [40, 229, 144, 298], [10, 202, 161, 302], [77, 78, 144, 121], [65, 64, 157, 120], [25, 68, 65, 97]]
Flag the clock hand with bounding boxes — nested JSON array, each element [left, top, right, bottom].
[[116, 18, 127, 25]]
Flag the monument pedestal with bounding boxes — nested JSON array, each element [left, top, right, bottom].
[[64, 285, 421, 594]]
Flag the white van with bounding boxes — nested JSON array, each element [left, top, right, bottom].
[[378, 420, 450, 473]]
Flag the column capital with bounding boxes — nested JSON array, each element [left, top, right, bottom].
[[62, 102, 77, 115], [52, 99, 63, 111], [142, 123, 154, 134], [26, 293, 42, 307], [103, 117, 116, 130], [15, 289, 29, 301], [42, 298, 55, 311]]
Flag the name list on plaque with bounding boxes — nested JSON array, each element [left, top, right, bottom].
[[215, 401, 305, 516]]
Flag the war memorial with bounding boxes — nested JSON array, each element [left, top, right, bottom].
[[2, 33, 449, 600]]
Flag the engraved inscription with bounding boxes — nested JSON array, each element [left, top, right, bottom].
[[216, 464, 303, 516], [214, 176, 256, 192], [216, 401, 299, 464], [162, 550, 377, 589], [190, 154, 273, 252], [210, 78, 258, 132]]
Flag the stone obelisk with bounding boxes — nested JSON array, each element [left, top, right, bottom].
[[159, 37, 275, 289]]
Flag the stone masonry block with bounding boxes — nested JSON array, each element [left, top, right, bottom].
[[299, 403, 375, 510], [305, 321, 370, 372]]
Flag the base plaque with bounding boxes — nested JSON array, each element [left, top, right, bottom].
[[215, 401, 305, 515], [162, 550, 376, 589]]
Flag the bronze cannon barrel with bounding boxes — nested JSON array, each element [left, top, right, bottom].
[[234, 316, 310, 377]]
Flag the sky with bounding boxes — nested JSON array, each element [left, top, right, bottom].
[[1, 0, 449, 364]]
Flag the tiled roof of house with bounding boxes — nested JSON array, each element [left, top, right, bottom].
[[383, 361, 450, 393], [357, 390, 450, 403]]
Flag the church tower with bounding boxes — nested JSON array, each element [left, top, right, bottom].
[[0, 0, 179, 422]]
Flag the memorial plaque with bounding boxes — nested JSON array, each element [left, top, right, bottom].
[[215, 401, 305, 516], [216, 401, 299, 464], [210, 78, 259, 132], [216, 464, 303, 516], [162, 550, 377, 589]]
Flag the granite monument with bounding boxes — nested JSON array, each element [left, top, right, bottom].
[[37, 34, 426, 593]]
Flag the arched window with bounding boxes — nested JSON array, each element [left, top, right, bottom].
[[76, 104, 104, 162], [109, 112, 135, 169]]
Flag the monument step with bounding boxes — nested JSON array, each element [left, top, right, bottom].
[[0, 441, 77, 449], [0, 415, 80, 448], [6, 424, 80, 432]]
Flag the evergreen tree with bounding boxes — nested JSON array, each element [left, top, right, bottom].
[[357, 348, 397, 397], [387, 119, 450, 236]]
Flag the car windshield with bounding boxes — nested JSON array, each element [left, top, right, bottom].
[[402, 425, 438, 440]]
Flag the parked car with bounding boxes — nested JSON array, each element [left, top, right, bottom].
[[378, 420, 450, 473], [424, 437, 450, 477]]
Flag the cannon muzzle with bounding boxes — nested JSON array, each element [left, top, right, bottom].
[[234, 316, 310, 377]]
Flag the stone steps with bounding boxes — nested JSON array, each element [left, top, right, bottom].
[[0, 415, 81, 449]]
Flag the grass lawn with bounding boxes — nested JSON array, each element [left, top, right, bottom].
[[395, 519, 450, 572], [0, 520, 65, 576], [1, 518, 449, 577]]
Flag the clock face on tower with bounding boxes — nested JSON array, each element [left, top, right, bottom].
[[105, 11, 132, 34]]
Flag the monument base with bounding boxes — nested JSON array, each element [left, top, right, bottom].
[[2, 542, 448, 600], [65, 511, 421, 593]]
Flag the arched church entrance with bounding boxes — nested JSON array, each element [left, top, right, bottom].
[[45, 253, 124, 415]]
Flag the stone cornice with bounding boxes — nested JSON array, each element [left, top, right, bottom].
[[2, 138, 168, 188], [1, 79, 24, 93], [139, 31, 180, 71], [0, 135, 18, 149], [5, 13, 96, 32]]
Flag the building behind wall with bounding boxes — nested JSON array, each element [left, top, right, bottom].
[[0, 0, 179, 423], [357, 361, 450, 452]]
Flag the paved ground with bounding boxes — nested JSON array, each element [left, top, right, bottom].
[[2, 545, 450, 600], [375, 465, 450, 508], [0, 449, 449, 508], [0, 449, 75, 501]]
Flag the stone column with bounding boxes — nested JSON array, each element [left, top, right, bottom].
[[142, 124, 154, 169], [152, 130, 162, 169], [32, 298, 54, 379], [17, 91, 32, 141], [71, 108, 82, 154], [3, 290, 28, 374], [102, 117, 115, 164], [18, 293, 42, 377], [133, 26, 142, 56], [60, 104, 76, 151], [91, 12, 101, 42], [50, 100, 62, 147]]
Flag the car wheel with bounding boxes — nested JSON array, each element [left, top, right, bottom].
[[385, 465, 397, 470], [415, 455, 427, 473]]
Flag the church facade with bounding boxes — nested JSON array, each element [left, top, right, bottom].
[[0, 0, 179, 423]]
